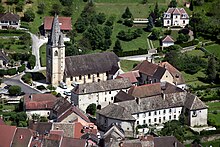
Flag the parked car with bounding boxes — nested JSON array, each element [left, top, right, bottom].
[[4, 85, 11, 89], [71, 82, 79, 87], [59, 82, 67, 89], [64, 91, 71, 96]]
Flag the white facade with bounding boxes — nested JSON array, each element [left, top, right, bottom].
[[71, 89, 129, 112], [189, 109, 208, 127], [162, 42, 174, 47], [0, 20, 20, 29], [133, 107, 183, 126], [26, 110, 51, 119]]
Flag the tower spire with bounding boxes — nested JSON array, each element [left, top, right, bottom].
[[49, 14, 64, 47]]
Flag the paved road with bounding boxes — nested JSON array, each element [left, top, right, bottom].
[[119, 54, 151, 61], [29, 33, 47, 72], [181, 45, 197, 53], [3, 74, 41, 94]]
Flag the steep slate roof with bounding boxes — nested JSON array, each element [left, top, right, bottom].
[[133, 60, 166, 79], [11, 128, 33, 147], [53, 98, 72, 118], [114, 90, 135, 103], [154, 136, 184, 147], [184, 93, 208, 110], [0, 125, 16, 147], [116, 70, 140, 83], [61, 137, 86, 147], [81, 133, 99, 144], [52, 123, 75, 138], [118, 92, 186, 114], [162, 35, 174, 43], [72, 78, 132, 94], [28, 122, 52, 135], [159, 62, 185, 85], [97, 103, 135, 121], [0, 13, 20, 21], [164, 8, 189, 19], [65, 52, 119, 77], [42, 134, 61, 147], [44, 16, 72, 31], [128, 82, 184, 98], [24, 94, 59, 110]]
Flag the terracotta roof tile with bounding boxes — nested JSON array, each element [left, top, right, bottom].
[[116, 70, 140, 83], [11, 128, 33, 147], [0, 125, 16, 147], [162, 35, 174, 43], [28, 122, 52, 135], [61, 137, 86, 147], [44, 16, 72, 30]]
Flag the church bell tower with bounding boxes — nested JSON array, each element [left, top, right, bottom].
[[46, 15, 65, 86]]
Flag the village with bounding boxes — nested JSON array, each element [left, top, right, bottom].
[[0, 0, 220, 147]]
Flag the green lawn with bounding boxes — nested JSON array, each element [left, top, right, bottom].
[[205, 44, 220, 59], [206, 102, 220, 112], [120, 60, 140, 72], [40, 44, 46, 67], [186, 49, 205, 57]]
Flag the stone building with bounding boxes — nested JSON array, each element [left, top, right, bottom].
[[46, 15, 120, 86]]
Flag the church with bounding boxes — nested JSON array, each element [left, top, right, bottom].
[[46, 16, 120, 86]]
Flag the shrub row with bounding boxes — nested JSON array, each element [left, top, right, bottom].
[[179, 39, 199, 48], [200, 129, 220, 136], [192, 84, 220, 91], [115, 48, 148, 57], [0, 64, 26, 77], [0, 29, 25, 34], [203, 41, 215, 46]]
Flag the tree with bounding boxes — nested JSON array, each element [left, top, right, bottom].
[[32, 113, 40, 121], [146, 16, 154, 32], [86, 103, 96, 116], [28, 55, 36, 69], [103, 26, 112, 39], [96, 13, 106, 24], [0, 4, 5, 13], [62, 6, 73, 16], [8, 85, 21, 96], [15, 1, 24, 12], [50, 3, 62, 15], [24, 9, 35, 22], [189, 0, 194, 11], [113, 39, 122, 53], [207, 56, 217, 82], [21, 73, 32, 84], [150, 27, 161, 40], [141, 0, 147, 4], [123, 19, 133, 27], [75, 17, 87, 33], [59, 0, 73, 6], [160, 120, 185, 142], [169, 0, 177, 8], [122, 7, 132, 19], [154, 2, 160, 19], [37, 2, 45, 14], [176, 33, 189, 43]]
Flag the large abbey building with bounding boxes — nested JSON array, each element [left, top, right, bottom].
[[46, 16, 120, 86]]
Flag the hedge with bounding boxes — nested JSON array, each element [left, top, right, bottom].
[[200, 129, 220, 136], [115, 48, 148, 57], [17, 64, 25, 73], [0, 29, 25, 34], [179, 39, 199, 48], [7, 68, 17, 76], [192, 84, 220, 91]]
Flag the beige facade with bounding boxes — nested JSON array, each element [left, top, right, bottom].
[[189, 109, 207, 127], [160, 70, 174, 84]]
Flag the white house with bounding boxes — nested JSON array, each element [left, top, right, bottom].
[[163, 8, 189, 28], [71, 78, 132, 112], [162, 35, 174, 47], [0, 13, 20, 29], [96, 91, 208, 137]]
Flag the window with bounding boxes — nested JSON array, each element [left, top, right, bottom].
[[79, 75, 82, 80], [167, 20, 169, 24], [88, 74, 91, 79], [159, 118, 161, 123], [143, 113, 146, 118], [149, 112, 151, 116], [154, 118, 157, 122], [137, 121, 139, 125], [192, 111, 197, 117], [154, 111, 157, 115], [159, 111, 160, 115], [149, 119, 151, 123], [183, 20, 185, 24], [169, 116, 171, 120], [176, 15, 177, 18], [169, 109, 172, 113], [174, 108, 176, 113], [127, 128, 129, 130], [163, 116, 165, 121], [54, 51, 58, 56], [143, 120, 146, 124], [109, 91, 111, 94], [97, 73, 99, 77], [70, 76, 73, 81], [163, 110, 166, 114], [137, 114, 139, 118], [174, 115, 176, 119], [111, 97, 113, 100], [105, 98, 106, 101]]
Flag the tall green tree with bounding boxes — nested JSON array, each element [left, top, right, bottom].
[[169, 0, 177, 8], [24, 9, 35, 22], [154, 2, 160, 19], [86, 103, 96, 116], [189, 0, 194, 11], [0, 3, 5, 13], [113, 39, 122, 53], [207, 56, 217, 82], [122, 7, 133, 19], [37, 2, 45, 14], [8, 85, 21, 96], [50, 3, 62, 15], [146, 16, 154, 31], [150, 27, 161, 39]]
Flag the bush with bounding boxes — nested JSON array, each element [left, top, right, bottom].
[[200, 129, 220, 136], [51, 91, 57, 96], [36, 85, 46, 91], [116, 48, 148, 57], [21, 73, 32, 84], [47, 85, 56, 91], [28, 55, 36, 69], [8, 85, 21, 96], [86, 103, 96, 116], [7, 68, 17, 76], [0, 69, 6, 77], [179, 39, 199, 48], [23, 8, 35, 22], [17, 64, 25, 73], [117, 29, 142, 41], [123, 19, 133, 27], [164, 29, 172, 35]]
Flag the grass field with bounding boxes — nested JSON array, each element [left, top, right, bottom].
[[206, 102, 220, 112], [40, 44, 46, 67], [186, 49, 205, 57], [205, 44, 220, 59], [120, 60, 140, 72]]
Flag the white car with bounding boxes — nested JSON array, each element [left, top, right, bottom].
[[59, 82, 67, 89]]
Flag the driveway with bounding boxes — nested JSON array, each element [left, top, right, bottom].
[[3, 74, 41, 94]]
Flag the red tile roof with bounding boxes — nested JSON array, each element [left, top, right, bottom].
[[24, 94, 59, 110], [11, 128, 33, 147], [116, 70, 140, 83], [162, 35, 174, 43], [44, 16, 72, 31], [0, 125, 16, 147], [61, 137, 86, 147], [166, 8, 189, 18]]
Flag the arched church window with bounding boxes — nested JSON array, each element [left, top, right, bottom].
[[54, 50, 58, 56]]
